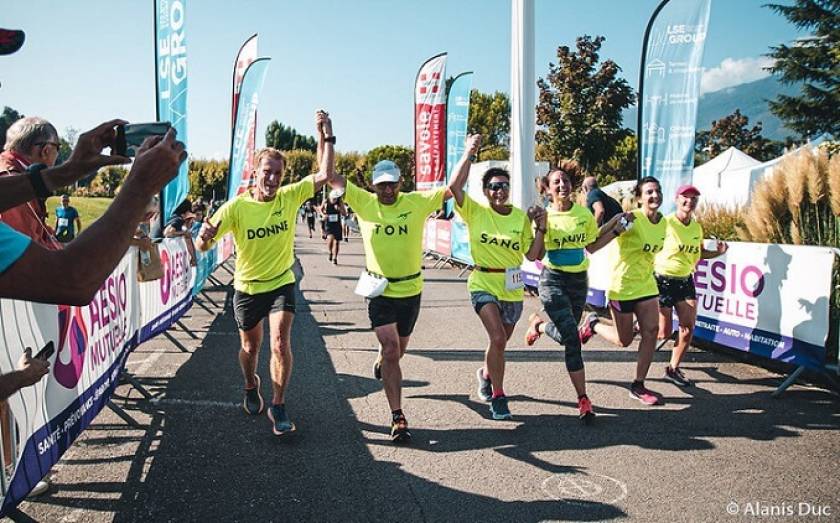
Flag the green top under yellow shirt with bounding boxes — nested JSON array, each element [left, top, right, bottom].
[[608, 208, 666, 301], [654, 213, 704, 278], [455, 194, 534, 301], [210, 175, 314, 294], [543, 203, 599, 273], [344, 182, 445, 298]]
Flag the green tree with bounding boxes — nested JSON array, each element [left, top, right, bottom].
[[363, 145, 415, 191], [598, 133, 638, 184], [536, 35, 635, 173], [765, 0, 839, 137], [188, 158, 229, 201], [336, 151, 366, 177], [468, 89, 511, 160], [90, 166, 128, 197], [694, 109, 784, 162], [265, 120, 317, 152], [0, 106, 24, 150], [284, 149, 316, 185]]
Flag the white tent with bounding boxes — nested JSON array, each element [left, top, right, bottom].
[[691, 147, 762, 208]]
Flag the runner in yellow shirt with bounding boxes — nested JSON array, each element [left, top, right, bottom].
[[586, 176, 667, 405], [196, 111, 335, 436], [448, 134, 545, 420], [328, 160, 450, 443], [655, 184, 727, 387], [523, 161, 629, 422]]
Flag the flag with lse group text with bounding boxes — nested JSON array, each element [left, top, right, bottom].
[[155, 0, 189, 220], [638, 0, 711, 214]]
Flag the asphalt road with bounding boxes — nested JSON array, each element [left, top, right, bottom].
[[14, 226, 840, 522]]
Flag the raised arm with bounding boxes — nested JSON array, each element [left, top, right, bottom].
[[525, 207, 547, 261], [446, 134, 481, 208], [0, 130, 185, 305], [313, 110, 335, 192]]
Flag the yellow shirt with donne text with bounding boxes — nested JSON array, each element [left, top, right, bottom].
[[608, 208, 666, 300], [654, 213, 704, 278], [344, 182, 445, 298], [456, 194, 533, 301], [210, 175, 314, 294], [543, 203, 599, 273]]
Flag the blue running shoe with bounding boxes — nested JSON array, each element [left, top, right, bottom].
[[490, 395, 512, 420], [267, 404, 296, 436], [243, 375, 264, 415]]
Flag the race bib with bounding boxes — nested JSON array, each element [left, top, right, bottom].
[[505, 267, 524, 291], [58, 218, 69, 227], [328, 214, 339, 223]]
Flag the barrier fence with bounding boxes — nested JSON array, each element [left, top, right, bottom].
[[0, 235, 232, 516]]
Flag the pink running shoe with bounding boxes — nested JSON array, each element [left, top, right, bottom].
[[578, 312, 599, 345], [629, 382, 661, 406]]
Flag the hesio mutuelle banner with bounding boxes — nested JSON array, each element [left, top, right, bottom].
[[414, 53, 447, 191], [638, 0, 711, 214], [227, 57, 271, 200], [155, 0, 190, 221]]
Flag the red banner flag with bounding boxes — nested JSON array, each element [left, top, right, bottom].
[[414, 53, 447, 191]]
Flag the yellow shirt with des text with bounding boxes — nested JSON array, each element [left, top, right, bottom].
[[608, 209, 666, 300]]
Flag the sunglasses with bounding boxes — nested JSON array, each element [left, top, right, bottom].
[[486, 181, 510, 191]]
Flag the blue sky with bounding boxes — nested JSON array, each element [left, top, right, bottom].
[[3, 0, 803, 159]]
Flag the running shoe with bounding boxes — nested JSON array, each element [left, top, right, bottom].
[[390, 414, 412, 443], [333, 258, 338, 265], [525, 313, 544, 346], [373, 355, 382, 381], [243, 375, 264, 415], [577, 395, 595, 423], [665, 366, 692, 387], [328, 253, 333, 262], [476, 367, 492, 402], [267, 404, 296, 435], [578, 312, 599, 345], [629, 382, 661, 406], [490, 395, 512, 420]]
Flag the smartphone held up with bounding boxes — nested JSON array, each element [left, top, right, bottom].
[[113, 122, 172, 157]]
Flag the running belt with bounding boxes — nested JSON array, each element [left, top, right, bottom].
[[474, 266, 506, 273], [367, 270, 421, 283]]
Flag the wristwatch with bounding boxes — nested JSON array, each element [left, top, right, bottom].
[[27, 163, 51, 198], [324, 136, 336, 144]]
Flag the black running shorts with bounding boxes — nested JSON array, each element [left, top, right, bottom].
[[655, 274, 697, 308], [368, 294, 422, 337], [233, 283, 297, 331]]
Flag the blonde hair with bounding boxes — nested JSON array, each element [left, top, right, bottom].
[[253, 147, 286, 170]]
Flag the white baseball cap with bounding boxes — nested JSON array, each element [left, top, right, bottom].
[[371, 160, 401, 185]]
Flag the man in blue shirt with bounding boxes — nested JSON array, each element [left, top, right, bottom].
[[54, 195, 81, 242]]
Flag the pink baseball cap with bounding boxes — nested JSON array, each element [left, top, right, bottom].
[[676, 184, 700, 196]]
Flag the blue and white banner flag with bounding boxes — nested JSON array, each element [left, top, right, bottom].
[[156, 0, 190, 220], [638, 0, 711, 214], [227, 58, 271, 200], [445, 72, 472, 217]]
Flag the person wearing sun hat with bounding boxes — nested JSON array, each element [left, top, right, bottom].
[[329, 157, 450, 443], [654, 183, 728, 388]]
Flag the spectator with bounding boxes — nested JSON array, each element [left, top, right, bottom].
[[582, 175, 623, 227], [0, 117, 61, 247], [0, 119, 186, 305], [54, 194, 82, 243]]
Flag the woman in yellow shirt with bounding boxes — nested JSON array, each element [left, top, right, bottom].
[[654, 184, 727, 387], [585, 176, 666, 406], [448, 135, 545, 420], [524, 162, 628, 421]]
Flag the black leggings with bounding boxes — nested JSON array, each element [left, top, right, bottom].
[[538, 268, 588, 372]]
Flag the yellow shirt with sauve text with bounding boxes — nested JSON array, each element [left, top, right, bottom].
[[456, 194, 533, 301], [654, 213, 704, 278], [608, 209, 666, 300], [543, 203, 599, 273], [344, 182, 445, 298], [211, 176, 314, 294]]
